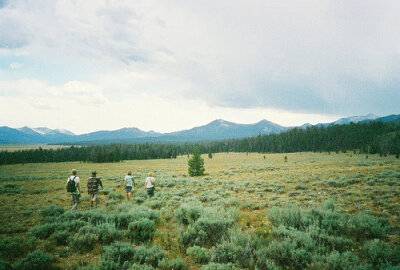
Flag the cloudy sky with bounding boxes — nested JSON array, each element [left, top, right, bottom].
[[1, 0, 399, 134]]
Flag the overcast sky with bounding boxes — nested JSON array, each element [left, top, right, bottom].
[[1, 0, 399, 134]]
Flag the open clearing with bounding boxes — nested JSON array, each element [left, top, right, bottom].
[[0, 152, 399, 269]]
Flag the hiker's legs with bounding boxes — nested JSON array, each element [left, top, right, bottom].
[[71, 194, 78, 210], [90, 192, 98, 208]]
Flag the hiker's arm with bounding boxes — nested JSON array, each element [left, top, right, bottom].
[[99, 179, 103, 189], [123, 179, 126, 188], [77, 183, 81, 195], [144, 181, 146, 190]]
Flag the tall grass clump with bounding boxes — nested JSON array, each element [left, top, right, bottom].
[[127, 218, 156, 243], [179, 216, 234, 248], [13, 250, 53, 270]]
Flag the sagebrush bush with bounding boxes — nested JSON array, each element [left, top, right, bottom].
[[363, 239, 397, 266], [179, 217, 234, 248], [175, 203, 203, 225], [158, 257, 186, 270], [268, 205, 307, 230], [264, 239, 311, 269], [346, 213, 390, 240], [210, 242, 237, 264], [101, 241, 135, 267], [325, 250, 361, 269], [186, 246, 210, 264], [98, 223, 124, 244], [127, 218, 156, 243], [0, 259, 12, 270], [211, 242, 253, 268], [30, 223, 56, 239], [130, 264, 155, 270], [132, 246, 165, 268], [201, 263, 239, 270], [69, 233, 98, 253], [13, 250, 53, 270], [41, 205, 64, 217], [51, 230, 70, 246], [0, 236, 38, 259]]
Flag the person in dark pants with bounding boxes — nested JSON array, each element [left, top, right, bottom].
[[67, 169, 81, 210], [144, 172, 156, 198], [87, 171, 103, 208]]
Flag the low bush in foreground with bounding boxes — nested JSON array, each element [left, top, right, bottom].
[[13, 250, 53, 270]]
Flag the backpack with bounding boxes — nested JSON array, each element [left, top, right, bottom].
[[67, 176, 77, 192]]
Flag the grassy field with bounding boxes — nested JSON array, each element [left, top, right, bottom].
[[0, 152, 399, 269]]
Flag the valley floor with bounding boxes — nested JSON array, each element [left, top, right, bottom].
[[0, 152, 399, 269]]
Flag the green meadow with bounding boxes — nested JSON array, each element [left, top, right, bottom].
[[0, 152, 399, 269]]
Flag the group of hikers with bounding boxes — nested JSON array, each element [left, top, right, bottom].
[[66, 169, 156, 210]]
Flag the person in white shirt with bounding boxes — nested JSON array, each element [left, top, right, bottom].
[[67, 169, 80, 210], [124, 171, 136, 201], [144, 172, 156, 197]]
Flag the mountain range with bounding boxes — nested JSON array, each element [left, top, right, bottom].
[[1, 114, 399, 145]]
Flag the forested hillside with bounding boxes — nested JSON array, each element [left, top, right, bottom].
[[1, 121, 399, 165]]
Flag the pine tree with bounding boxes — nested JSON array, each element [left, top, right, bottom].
[[208, 152, 213, 159], [188, 147, 205, 176]]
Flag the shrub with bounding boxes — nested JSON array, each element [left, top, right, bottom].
[[0, 236, 37, 259], [186, 246, 210, 264], [325, 251, 360, 269], [175, 203, 203, 225], [98, 223, 124, 244], [179, 217, 234, 248], [69, 233, 98, 253], [13, 250, 52, 270], [268, 206, 308, 230], [41, 205, 65, 217], [158, 257, 186, 270], [113, 213, 137, 229], [363, 239, 396, 266], [109, 192, 124, 200], [101, 241, 135, 267], [210, 242, 237, 264], [127, 218, 156, 243], [130, 264, 155, 270], [263, 240, 311, 269], [0, 259, 12, 270], [30, 223, 56, 239], [51, 230, 70, 246], [201, 263, 239, 270], [132, 246, 165, 268], [256, 255, 282, 270], [87, 210, 109, 225], [346, 213, 390, 240], [98, 259, 120, 270]]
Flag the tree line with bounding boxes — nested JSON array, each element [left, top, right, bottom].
[[1, 121, 399, 165]]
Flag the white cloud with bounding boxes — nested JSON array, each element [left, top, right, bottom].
[[9, 62, 23, 69], [0, 79, 108, 107]]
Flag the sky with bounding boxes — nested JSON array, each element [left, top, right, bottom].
[[1, 0, 400, 135]]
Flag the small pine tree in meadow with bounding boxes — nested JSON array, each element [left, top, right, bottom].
[[188, 147, 205, 176], [208, 153, 213, 159]]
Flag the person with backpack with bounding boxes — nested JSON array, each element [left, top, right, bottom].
[[124, 171, 136, 201], [144, 172, 156, 198], [87, 171, 103, 208], [67, 169, 80, 210]]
